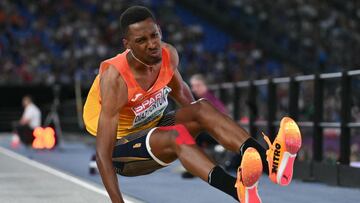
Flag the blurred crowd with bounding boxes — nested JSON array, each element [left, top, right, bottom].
[[1, 0, 359, 85], [1, 0, 127, 85], [205, 0, 360, 73], [0, 0, 299, 86]]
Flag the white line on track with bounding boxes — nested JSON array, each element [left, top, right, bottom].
[[0, 146, 142, 203]]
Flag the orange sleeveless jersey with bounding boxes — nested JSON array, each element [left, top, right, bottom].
[[83, 47, 174, 138]]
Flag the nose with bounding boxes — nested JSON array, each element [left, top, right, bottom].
[[148, 38, 158, 49]]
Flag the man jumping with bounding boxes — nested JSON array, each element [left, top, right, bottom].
[[83, 6, 302, 203]]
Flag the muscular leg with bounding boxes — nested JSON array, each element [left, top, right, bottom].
[[175, 99, 250, 152], [149, 126, 238, 200], [149, 127, 215, 181], [175, 99, 269, 174]]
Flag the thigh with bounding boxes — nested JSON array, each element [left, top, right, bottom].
[[158, 110, 202, 140], [143, 111, 194, 165], [114, 111, 193, 175], [173, 103, 204, 136], [112, 129, 164, 177], [147, 127, 178, 165], [158, 104, 205, 139]]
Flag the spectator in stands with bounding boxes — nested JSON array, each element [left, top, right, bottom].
[[13, 95, 42, 146], [0, 0, 290, 85], [190, 74, 229, 115]]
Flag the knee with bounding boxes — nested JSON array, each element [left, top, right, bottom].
[[192, 98, 215, 118]]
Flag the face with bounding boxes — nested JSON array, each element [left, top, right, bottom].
[[22, 97, 30, 107], [123, 18, 162, 65], [190, 78, 208, 97]]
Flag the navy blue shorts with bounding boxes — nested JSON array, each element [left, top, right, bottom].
[[112, 112, 175, 176]]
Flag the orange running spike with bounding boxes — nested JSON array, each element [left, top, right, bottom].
[[263, 117, 302, 186], [235, 147, 262, 203]]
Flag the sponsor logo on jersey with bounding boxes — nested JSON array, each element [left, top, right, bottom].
[[131, 93, 144, 102], [131, 86, 171, 128]]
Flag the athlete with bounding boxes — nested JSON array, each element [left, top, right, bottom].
[[83, 6, 302, 203]]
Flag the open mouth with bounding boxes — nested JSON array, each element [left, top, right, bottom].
[[149, 49, 161, 56]]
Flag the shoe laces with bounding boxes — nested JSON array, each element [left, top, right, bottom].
[[262, 132, 273, 148], [261, 132, 274, 162]]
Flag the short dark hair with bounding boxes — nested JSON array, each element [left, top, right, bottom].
[[120, 6, 156, 37]]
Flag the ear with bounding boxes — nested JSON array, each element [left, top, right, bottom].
[[123, 38, 130, 50], [157, 24, 162, 40]]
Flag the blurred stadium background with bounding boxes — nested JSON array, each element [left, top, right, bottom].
[[1, 0, 360, 202]]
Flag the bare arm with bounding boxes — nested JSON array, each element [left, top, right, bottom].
[[96, 65, 127, 203], [168, 69, 195, 106], [164, 43, 195, 106], [19, 116, 30, 125], [20, 107, 31, 125]]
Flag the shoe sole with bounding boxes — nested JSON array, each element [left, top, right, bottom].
[[241, 147, 263, 186], [238, 147, 263, 203], [276, 117, 302, 185], [243, 182, 261, 203]]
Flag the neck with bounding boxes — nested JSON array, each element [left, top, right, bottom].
[[130, 50, 153, 68]]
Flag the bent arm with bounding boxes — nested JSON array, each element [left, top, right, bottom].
[[164, 43, 195, 106], [169, 69, 195, 106], [96, 66, 127, 203]]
